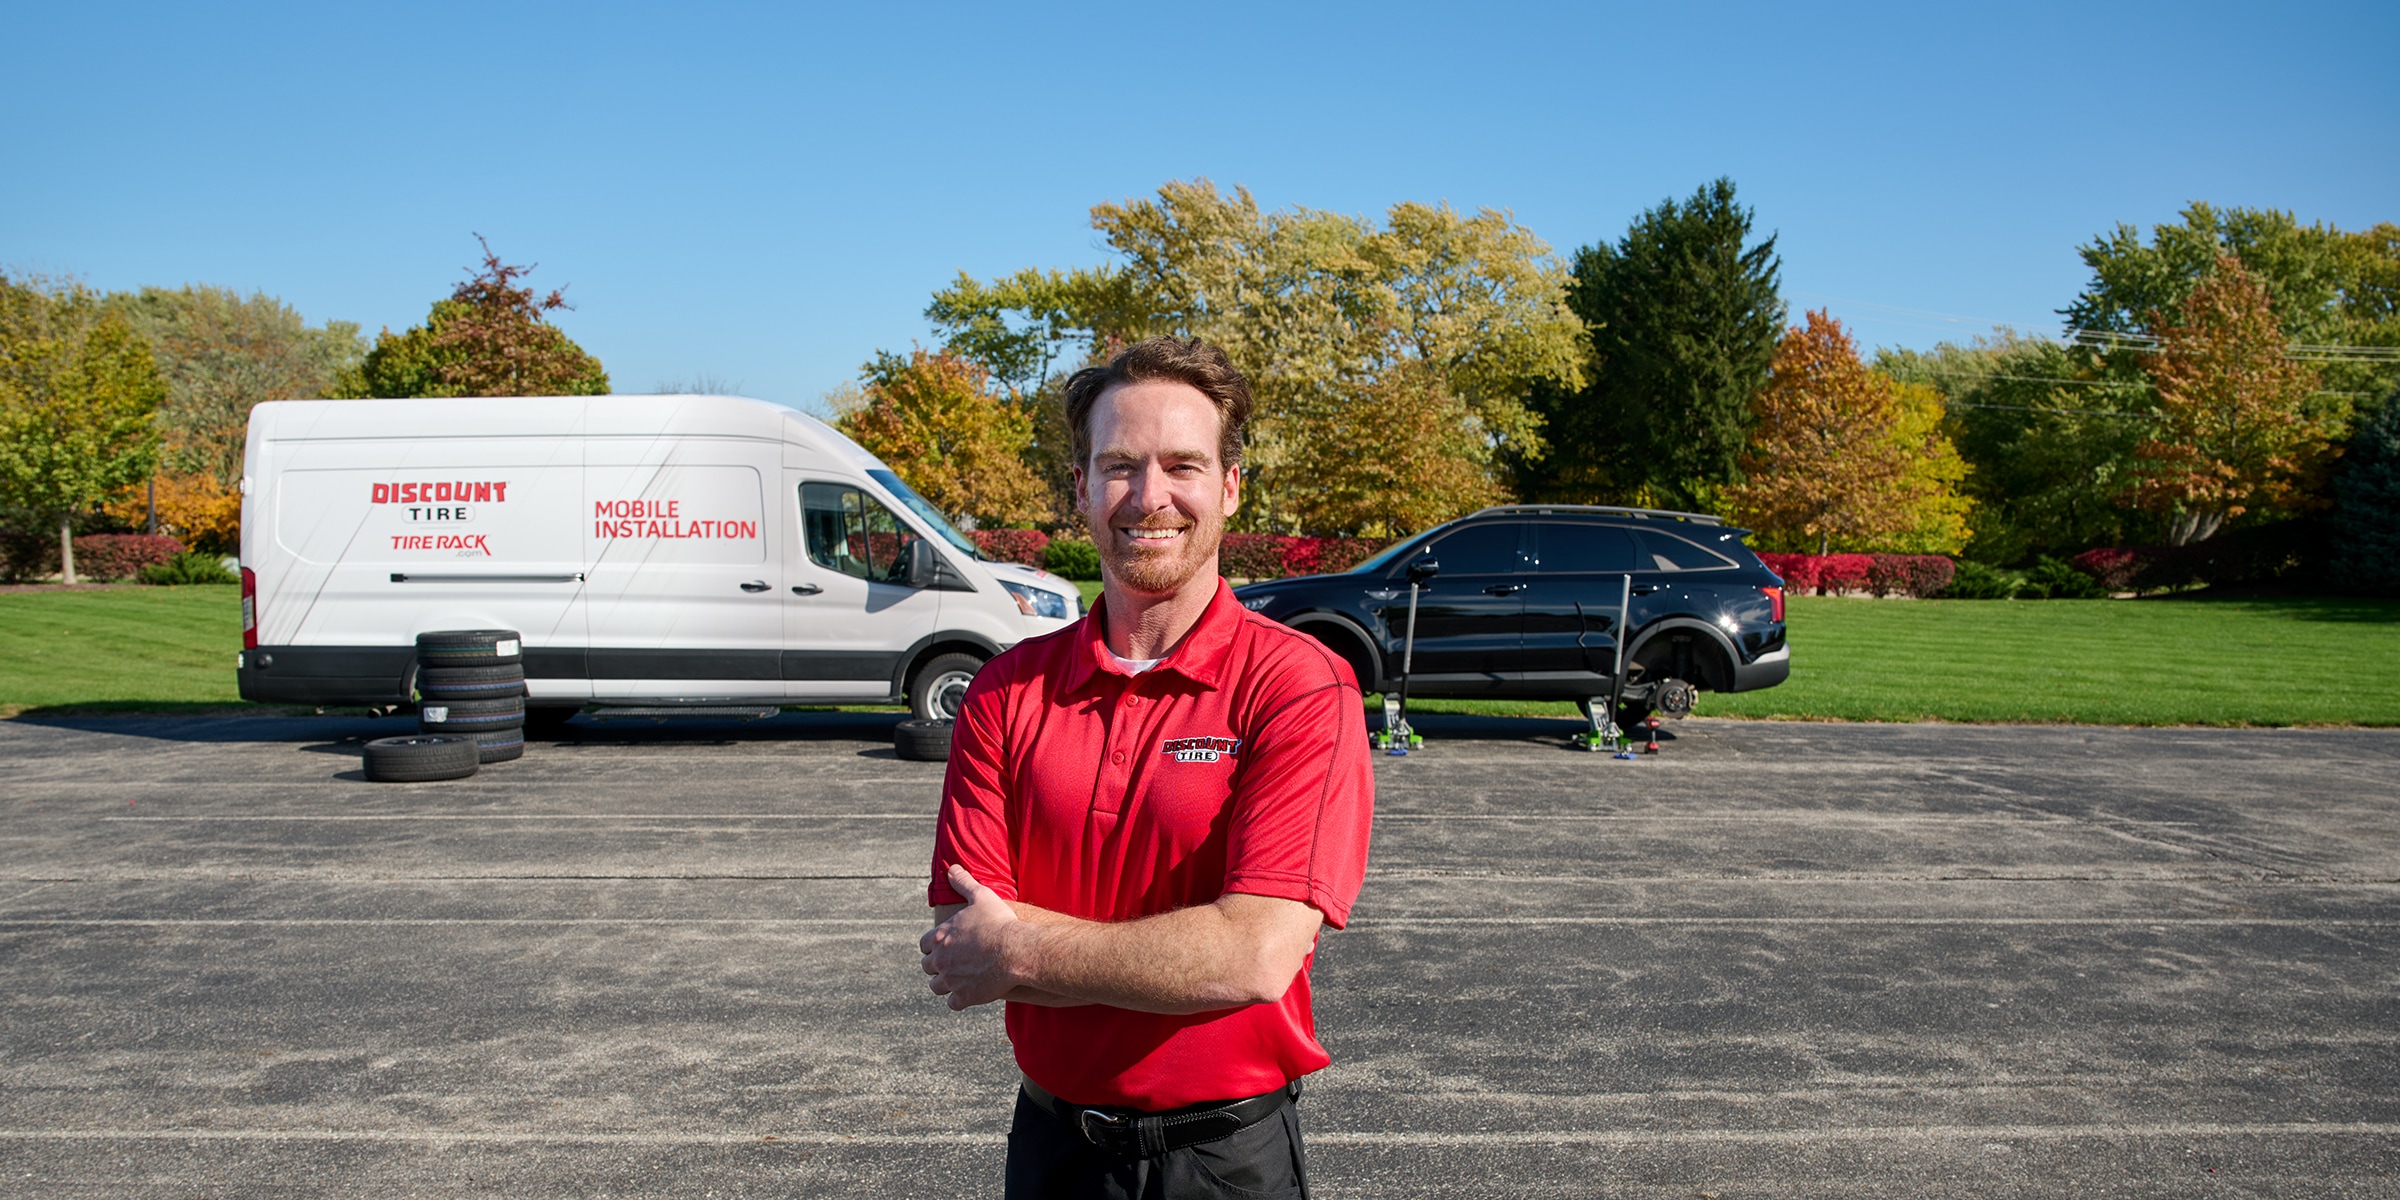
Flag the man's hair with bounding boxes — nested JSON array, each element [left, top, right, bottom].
[[1062, 337, 1253, 470]]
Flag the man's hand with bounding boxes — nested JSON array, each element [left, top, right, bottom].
[[920, 865, 1029, 1010]]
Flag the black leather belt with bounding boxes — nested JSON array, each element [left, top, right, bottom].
[[1020, 1076, 1299, 1158]]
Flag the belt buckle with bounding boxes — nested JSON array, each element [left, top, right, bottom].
[[1077, 1107, 1131, 1146]]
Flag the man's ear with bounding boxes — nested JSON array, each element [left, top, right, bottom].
[[1070, 464, 1088, 513], [1221, 465, 1241, 518]]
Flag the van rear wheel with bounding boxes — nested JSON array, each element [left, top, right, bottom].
[[908, 653, 984, 722]]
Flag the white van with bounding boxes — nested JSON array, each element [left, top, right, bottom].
[[236, 394, 1081, 722]]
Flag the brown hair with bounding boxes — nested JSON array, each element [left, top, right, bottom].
[[1062, 337, 1253, 470]]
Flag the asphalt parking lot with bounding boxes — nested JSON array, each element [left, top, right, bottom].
[[2, 711, 2396, 1198]]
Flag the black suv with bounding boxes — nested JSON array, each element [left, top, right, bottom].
[[1232, 505, 1789, 718]]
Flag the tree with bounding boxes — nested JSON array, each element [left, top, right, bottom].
[[1522, 177, 1784, 510], [837, 350, 1049, 529], [1878, 334, 2150, 562], [0, 277, 165, 584], [2330, 384, 2400, 595], [109, 285, 363, 490], [925, 180, 1584, 536], [333, 238, 608, 398], [2065, 203, 2400, 404], [2128, 256, 2336, 545], [1726, 312, 1968, 554]]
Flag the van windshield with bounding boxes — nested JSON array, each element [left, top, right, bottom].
[[867, 469, 982, 559]]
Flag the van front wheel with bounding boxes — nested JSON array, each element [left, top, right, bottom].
[[908, 653, 984, 722]]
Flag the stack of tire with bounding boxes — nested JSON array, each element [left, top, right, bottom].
[[415, 629, 528, 763]]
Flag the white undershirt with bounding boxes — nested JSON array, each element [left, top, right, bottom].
[[1108, 649, 1163, 675]]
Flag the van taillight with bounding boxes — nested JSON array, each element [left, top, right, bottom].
[[1762, 585, 1784, 623], [242, 566, 261, 652]]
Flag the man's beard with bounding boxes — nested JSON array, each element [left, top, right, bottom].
[[1089, 506, 1225, 594]]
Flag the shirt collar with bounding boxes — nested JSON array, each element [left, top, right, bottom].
[[1067, 578, 1241, 694]]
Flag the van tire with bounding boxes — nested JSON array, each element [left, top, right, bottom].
[[362, 735, 480, 782], [894, 718, 952, 762], [418, 664, 527, 701], [414, 629, 523, 666], [908, 653, 984, 722]]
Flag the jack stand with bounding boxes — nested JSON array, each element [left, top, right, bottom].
[[1375, 695, 1421, 756], [1643, 716, 1663, 754], [1572, 697, 1623, 754]]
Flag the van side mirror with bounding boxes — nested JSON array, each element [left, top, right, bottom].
[[906, 538, 937, 589], [904, 538, 975, 592], [1407, 558, 1441, 585]]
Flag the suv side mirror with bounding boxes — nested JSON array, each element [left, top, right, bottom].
[[1407, 558, 1441, 585]]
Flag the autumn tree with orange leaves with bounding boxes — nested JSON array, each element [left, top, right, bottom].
[[1728, 310, 1971, 554], [2128, 255, 2338, 544], [837, 349, 1049, 529], [333, 237, 608, 399]]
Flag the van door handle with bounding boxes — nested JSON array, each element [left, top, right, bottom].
[[790, 584, 822, 596], [739, 580, 770, 593]]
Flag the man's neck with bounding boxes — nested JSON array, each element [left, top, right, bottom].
[[1099, 565, 1221, 661]]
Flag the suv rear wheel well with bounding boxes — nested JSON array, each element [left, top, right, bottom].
[[1628, 627, 1736, 692]]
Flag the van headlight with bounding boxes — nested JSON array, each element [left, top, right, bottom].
[[1003, 581, 1071, 620]]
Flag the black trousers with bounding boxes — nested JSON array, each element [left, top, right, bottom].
[[1004, 1086, 1311, 1200]]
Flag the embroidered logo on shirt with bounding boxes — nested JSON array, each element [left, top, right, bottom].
[[1160, 736, 1242, 763]]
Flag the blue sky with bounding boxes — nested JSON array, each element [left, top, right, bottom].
[[9, 1, 2394, 412]]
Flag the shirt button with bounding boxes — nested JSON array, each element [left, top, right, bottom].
[[1111, 751, 1125, 764], [1126, 695, 1141, 706]]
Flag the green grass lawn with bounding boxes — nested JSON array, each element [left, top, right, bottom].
[[0, 585, 250, 715], [1410, 593, 2400, 727], [5, 585, 2396, 725]]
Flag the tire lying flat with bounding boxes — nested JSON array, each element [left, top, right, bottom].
[[362, 735, 480, 782], [417, 664, 527, 701], [894, 718, 953, 762], [413, 629, 523, 667]]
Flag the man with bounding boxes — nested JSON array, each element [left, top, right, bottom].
[[920, 337, 1374, 1199]]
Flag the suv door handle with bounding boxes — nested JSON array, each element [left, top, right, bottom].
[[739, 580, 770, 593], [1484, 583, 1527, 595], [1630, 583, 1662, 596], [790, 583, 822, 596]]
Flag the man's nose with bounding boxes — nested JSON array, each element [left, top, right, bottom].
[[1126, 462, 1177, 509]]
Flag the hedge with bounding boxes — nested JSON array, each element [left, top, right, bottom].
[[968, 528, 1050, 567], [73, 534, 186, 581], [1757, 552, 1956, 598]]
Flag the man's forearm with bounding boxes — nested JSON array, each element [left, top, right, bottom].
[[993, 897, 1316, 1015]]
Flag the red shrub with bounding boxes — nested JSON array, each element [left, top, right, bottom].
[[968, 528, 1050, 567], [1816, 554, 1875, 595], [1869, 554, 1957, 599], [1219, 533, 1287, 580], [1756, 552, 1818, 592], [2072, 547, 2146, 591], [1314, 538, 1388, 574], [73, 534, 184, 581]]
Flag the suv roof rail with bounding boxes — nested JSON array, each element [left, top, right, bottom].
[[1467, 504, 1724, 526]]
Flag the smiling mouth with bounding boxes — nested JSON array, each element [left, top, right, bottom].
[[1122, 525, 1188, 543]]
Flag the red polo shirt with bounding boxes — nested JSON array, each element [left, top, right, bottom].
[[929, 578, 1374, 1110]]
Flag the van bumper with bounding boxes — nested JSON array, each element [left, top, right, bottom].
[[239, 645, 415, 706]]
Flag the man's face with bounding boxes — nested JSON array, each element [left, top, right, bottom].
[[1072, 379, 1241, 597]]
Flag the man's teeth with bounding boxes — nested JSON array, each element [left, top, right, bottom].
[[1127, 528, 1183, 540]]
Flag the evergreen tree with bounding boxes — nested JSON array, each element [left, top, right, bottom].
[[2331, 390, 2400, 595], [1522, 178, 1784, 511]]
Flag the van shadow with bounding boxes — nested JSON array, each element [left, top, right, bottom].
[[12, 709, 912, 747]]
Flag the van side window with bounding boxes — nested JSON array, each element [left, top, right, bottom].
[[802, 483, 920, 584]]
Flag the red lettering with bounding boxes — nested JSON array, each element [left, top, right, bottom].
[[434, 482, 452, 502], [668, 500, 680, 519], [492, 482, 507, 502], [398, 483, 415, 503], [473, 482, 490, 503], [372, 483, 391, 504]]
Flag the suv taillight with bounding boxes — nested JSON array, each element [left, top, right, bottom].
[[1761, 585, 1784, 623], [238, 568, 258, 652]]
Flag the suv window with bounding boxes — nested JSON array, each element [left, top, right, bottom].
[[802, 482, 921, 583], [1417, 522, 1523, 575], [1532, 523, 1638, 573], [1636, 529, 1736, 571]]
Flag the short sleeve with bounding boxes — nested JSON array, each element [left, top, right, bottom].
[[929, 673, 1019, 907], [1218, 676, 1374, 928]]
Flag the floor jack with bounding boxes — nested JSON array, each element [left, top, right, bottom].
[[1372, 557, 1439, 755], [1570, 573, 1639, 757]]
